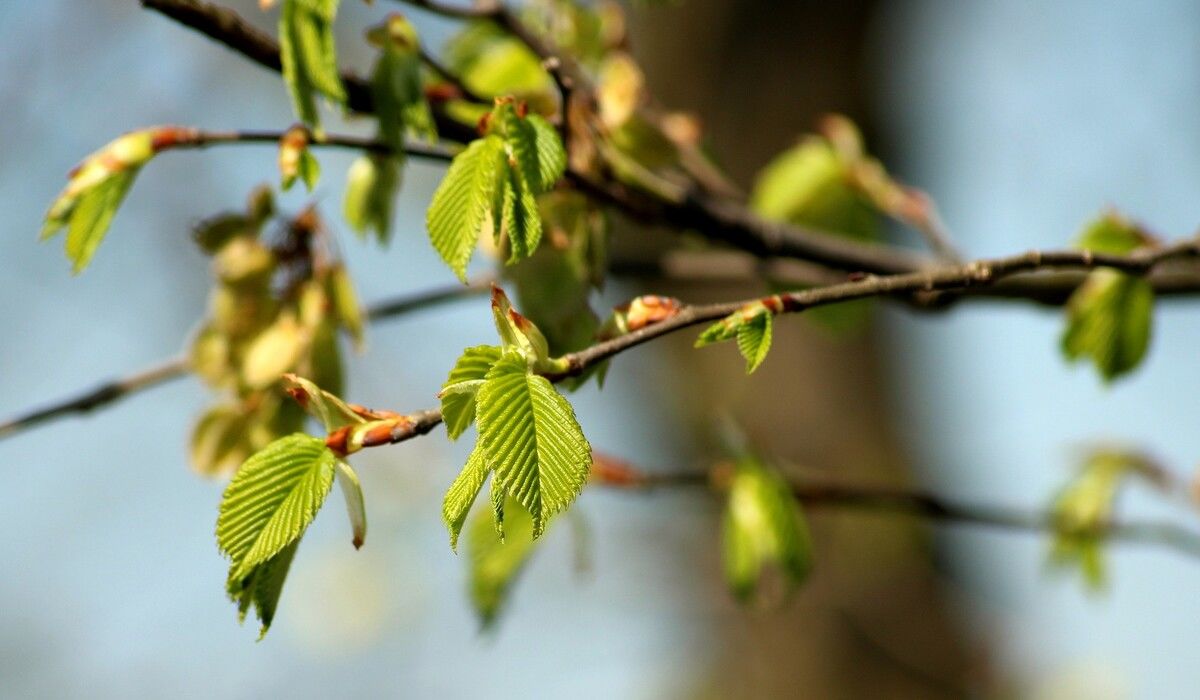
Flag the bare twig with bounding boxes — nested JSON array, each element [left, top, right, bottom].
[[155, 126, 456, 160], [595, 468, 1200, 560], [0, 278, 492, 441], [142, 0, 933, 275], [0, 357, 189, 438]]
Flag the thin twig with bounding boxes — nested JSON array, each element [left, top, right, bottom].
[[0, 357, 189, 438], [596, 469, 1200, 560], [157, 126, 457, 161], [340, 237, 1200, 452], [0, 278, 492, 441], [142, 0, 931, 275]]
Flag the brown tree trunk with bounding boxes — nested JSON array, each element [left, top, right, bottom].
[[623, 2, 986, 696]]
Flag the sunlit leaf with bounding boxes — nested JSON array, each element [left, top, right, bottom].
[[735, 312, 773, 374], [334, 460, 367, 549], [443, 441, 490, 551], [1061, 269, 1153, 382], [476, 351, 591, 537], [279, 0, 346, 136], [466, 496, 537, 626], [242, 312, 307, 389], [441, 344, 503, 440], [218, 434, 336, 582], [427, 135, 507, 281], [342, 155, 400, 245], [722, 458, 812, 602], [227, 540, 300, 640]]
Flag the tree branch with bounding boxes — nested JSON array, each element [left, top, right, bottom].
[[0, 277, 492, 441], [141, 0, 937, 275], [0, 357, 189, 439], [590, 464, 1200, 560], [153, 126, 457, 161]]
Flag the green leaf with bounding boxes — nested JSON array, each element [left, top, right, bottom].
[[466, 496, 537, 626], [501, 163, 543, 262], [227, 539, 300, 640], [427, 136, 507, 281], [368, 15, 436, 147], [735, 311, 773, 374], [342, 155, 400, 245], [751, 129, 879, 334], [242, 312, 306, 389], [443, 441, 490, 551], [279, 0, 346, 136], [444, 21, 556, 113], [190, 404, 252, 477], [722, 458, 812, 602], [489, 285, 551, 365], [441, 345, 503, 440], [496, 103, 567, 194], [217, 433, 337, 583], [695, 300, 779, 370], [334, 460, 367, 549], [507, 191, 606, 355], [1061, 269, 1154, 382], [326, 263, 365, 348], [476, 351, 591, 537], [64, 172, 136, 274], [1075, 211, 1151, 255], [1047, 451, 1150, 592]]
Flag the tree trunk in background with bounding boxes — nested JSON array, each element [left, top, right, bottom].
[[624, 1, 986, 696]]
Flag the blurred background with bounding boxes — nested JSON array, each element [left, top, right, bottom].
[[3, 0, 1200, 697]]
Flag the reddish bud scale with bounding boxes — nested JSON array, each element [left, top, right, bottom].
[[149, 126, 202, 152], [589, 453, 646, 486], [285, 386, 310, 408], [761, 295, 785, 314], [509, 309, 534, 332], [624, 295, 682, 331], [325, 425, 352, 456], [358, 421, 400, 448], [424, 83, 461, 103]]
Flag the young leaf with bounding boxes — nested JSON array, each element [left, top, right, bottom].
[[494, 101, 567, 194], [217, 433, 337, 583], [1061, 269, 1154, 382], [279, 125, 321, 191], [466, 496, 537, 626], [242, 312, 307, 389], [722, 458, 813, 602], [367, 14, 436, 147], [283, 373, 364, 431], [507, 191, 606, 355], [751, 122, 880, 333], [735, 312, 773, 374], [489, 285, 551, 365], [1075, 211, 1153, 254], [441, 345, 503, 440], [427, 136, 507, 281], [227, 540, 300, 640], [342, 155, 400, 245], [1047, 451, 1148, 592], [190, 404, 251, 477], [334, 460, 367, 549], [279, 0, 347, 136], [696, 299, 781, 374], [326, 264, 365, 349], [500, 163, 543, 262], [476, 351, 591, 537], [443, 442, 490, 551], [444, 21, 557, 114], [41, 131, 158, 273]]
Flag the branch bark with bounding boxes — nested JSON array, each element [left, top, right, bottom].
[[0, 277, 493, 440], [593, 467, 1200, 559]]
